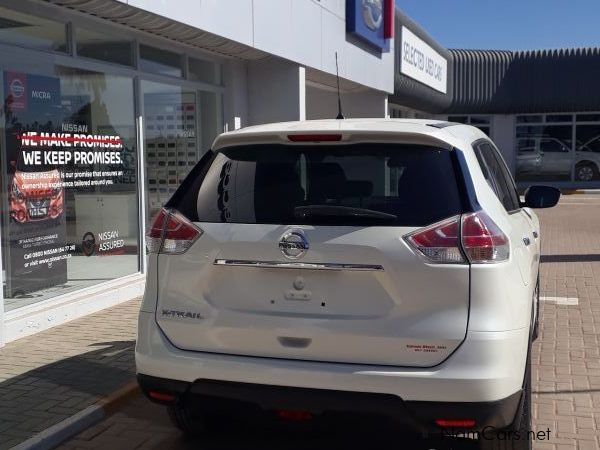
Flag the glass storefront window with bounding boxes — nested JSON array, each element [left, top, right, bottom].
[[0, 6, 225, 316], [448, 115, 468, 124], [76, 28, 134, 66], [516, 115, 543, 123], [0, 6, 67, 53], [141, 81, 221, 225], [546, 114, 573, 123], [447, 115, 491, 136], [516, 114, 600, 183], [515, 124, 572, 182], [577, 113, 600, 122], [575, 124, 600, 182], [188, 57, 221, 85], [469, 116, 490, 125], [1, 66, 139, 310], [139, 45, 183, 78]]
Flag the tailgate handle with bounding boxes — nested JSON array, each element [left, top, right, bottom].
[[278, 337, 312, 348]]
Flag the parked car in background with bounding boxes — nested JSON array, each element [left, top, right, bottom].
[[136, 119, 560, 449], [517, 135, 600, 181], [575, 135, 600, 181]]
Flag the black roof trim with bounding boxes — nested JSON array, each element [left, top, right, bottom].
[[427, 121, 461, 129]]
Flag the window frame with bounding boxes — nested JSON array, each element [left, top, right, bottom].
[[0, 1, 226, 316], [473, 139, 521, 213]]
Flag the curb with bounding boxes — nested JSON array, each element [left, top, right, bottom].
[[9, 381, 140, 450]]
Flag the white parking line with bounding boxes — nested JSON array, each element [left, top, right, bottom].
[[559, 202, 600, 205], [540, 296, 579, 306]]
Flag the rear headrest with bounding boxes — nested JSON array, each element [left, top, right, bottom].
[[309, 163, 347, 201], [345, 180, 373, 197]]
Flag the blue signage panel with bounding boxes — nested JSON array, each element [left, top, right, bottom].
[[346, 0, 391, 52]]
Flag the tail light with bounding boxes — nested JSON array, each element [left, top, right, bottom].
[[404, 216, 465, 263], [147, 208, 202, 254], [404, 211, 509, 264], [461, 211, 509, 263]]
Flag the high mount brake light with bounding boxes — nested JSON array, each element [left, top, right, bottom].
[[287, 134, 342, 142], [146, 208, 202, 254], [404, 211, 509, 264]]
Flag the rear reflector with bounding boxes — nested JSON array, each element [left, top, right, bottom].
[[404, 211, 510, 264], [276, 410, 313, 422], [287, 134, 342, 142], [146, 208, 202, 254], [148, 391, 176, 403], [404, 215, 465, 264], [461, 211, 509, 263], [435, 419, 476, 429]]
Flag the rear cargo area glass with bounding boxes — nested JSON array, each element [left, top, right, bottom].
[[196, 144, 463, 226]]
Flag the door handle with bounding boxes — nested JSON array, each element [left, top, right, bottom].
[[523, 237, 531, 246]]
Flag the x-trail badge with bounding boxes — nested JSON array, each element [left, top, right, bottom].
[[279, 229, 309, 259]]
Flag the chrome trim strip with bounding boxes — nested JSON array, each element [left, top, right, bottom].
[[213, 259, 384, 272]]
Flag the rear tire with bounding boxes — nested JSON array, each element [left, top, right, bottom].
[[479, 349, 532, 450], [167, 403, 208, 436]]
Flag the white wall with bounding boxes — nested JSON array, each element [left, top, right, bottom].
[[246, 58, 306, 125], [306, 84, 388, 120], [222, 60, 249, 131], [119, 0, 394, 93]]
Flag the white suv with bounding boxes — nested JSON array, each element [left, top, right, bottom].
[[136, 119, 559, 448]]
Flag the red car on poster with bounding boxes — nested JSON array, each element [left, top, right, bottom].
[[9, 158, 64, 224]]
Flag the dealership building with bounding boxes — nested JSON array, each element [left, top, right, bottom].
[[0, 0, 395, 345], [0, 0, 597, 344], [391, 9, 600, 188]]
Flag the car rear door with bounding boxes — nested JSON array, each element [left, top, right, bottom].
[[154, 142, 472, 368], [473, 140, 537, 287]]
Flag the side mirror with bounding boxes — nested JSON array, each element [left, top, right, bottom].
[[523, 185, 561, 209]]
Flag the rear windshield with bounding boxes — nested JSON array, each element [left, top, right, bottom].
[[190, 144, 464, 227]]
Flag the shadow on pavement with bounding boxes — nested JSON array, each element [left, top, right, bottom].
[[0, 340, 136, 450], [541, 254, 600, 263]]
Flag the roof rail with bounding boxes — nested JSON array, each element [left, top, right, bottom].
[[427, 121, 461, 129]]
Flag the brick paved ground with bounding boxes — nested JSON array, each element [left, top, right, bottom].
[[532, 195, 600, 449], [0, 298, 140, 449]]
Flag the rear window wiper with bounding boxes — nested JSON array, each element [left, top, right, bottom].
[[294, 205, 397, 221]]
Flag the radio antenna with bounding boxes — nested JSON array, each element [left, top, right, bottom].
[[335, 52, 344, 120]]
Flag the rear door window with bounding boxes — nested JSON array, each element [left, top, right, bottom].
[[193, 144, 464, 227], [475, 142, 520, 211]]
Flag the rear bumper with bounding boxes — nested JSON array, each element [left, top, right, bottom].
[[137, 374, 522, 432], [136, 311, 528, 427]]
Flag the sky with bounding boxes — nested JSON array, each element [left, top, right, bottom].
[[396, 0, 600, 51]]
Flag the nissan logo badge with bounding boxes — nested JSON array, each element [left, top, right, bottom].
[[279, 229, 309, 259], [362, 0, 383, 31]]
